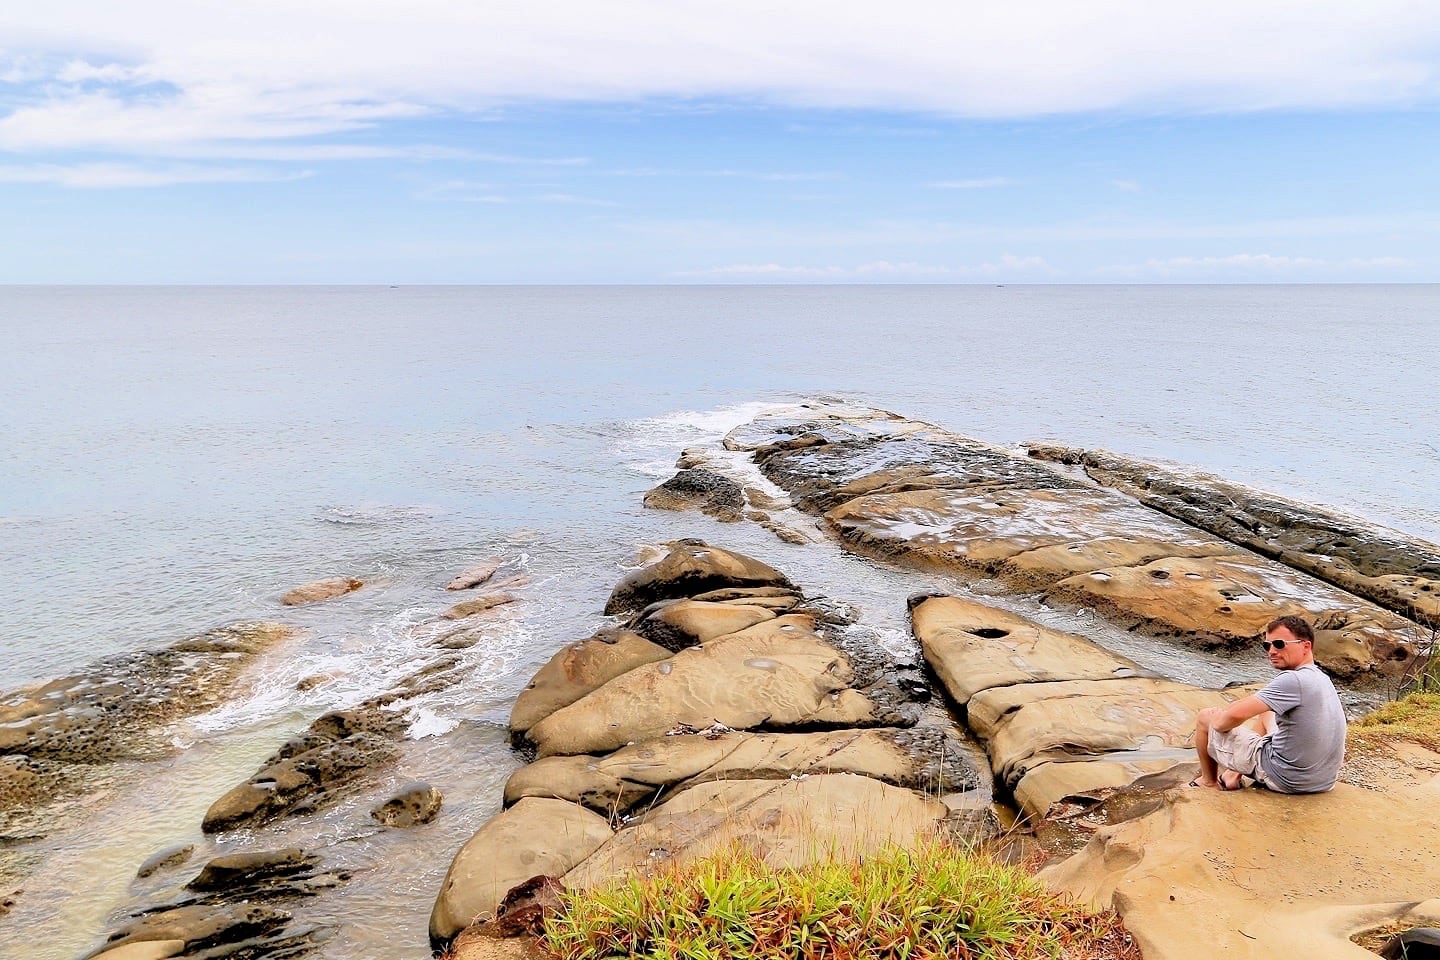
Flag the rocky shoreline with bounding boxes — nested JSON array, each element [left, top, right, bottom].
[[4, 401, 1438, 959]]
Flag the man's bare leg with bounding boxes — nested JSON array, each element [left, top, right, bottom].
[[1193, 716, 1220, 788]]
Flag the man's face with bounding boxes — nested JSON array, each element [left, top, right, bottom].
[[1264, 625, 1310, 670]]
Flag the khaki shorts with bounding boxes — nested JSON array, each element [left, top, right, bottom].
[[1207, 725, 1272, 787]]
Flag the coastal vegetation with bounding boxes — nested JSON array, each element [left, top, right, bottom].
[[543, 840, 1138, 960], [1349, 690, 1440, 753]]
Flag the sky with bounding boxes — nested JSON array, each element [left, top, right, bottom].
[[2, 1, 1439, 283]]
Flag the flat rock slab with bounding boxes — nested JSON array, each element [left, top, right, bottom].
[[447, 560, 501, 591], [429, 797, 612, 947], [911, 595, 1145, 705], [604, 541, 792, 616], [509, 629, 672, 737], [1049, 554, 1418, 673], [524, 615, 879, 758], [564, 773, 947, 890], [1042, 767, 1440, 960], [825, 485, 1230, 580], [1028, 444, 1440, 626], [503, 728, 929, 815], [443, 593, 518, 620]]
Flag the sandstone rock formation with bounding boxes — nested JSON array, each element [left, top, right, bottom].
[[1028, 444, 1440, 627], [447, 559, 502, 591], [432, 543, 973, 954], [371, 781, 443, 827], [726, 404, 1420, 676], [912, 594, 1250, 818], [443, 592, 519, 620]]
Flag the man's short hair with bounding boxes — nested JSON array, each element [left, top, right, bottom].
[[1265, 614, 1315, 644]]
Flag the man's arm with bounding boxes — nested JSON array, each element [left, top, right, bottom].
[[1197, 694, 1271, 732]]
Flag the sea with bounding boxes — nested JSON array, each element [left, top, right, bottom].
[[1, 284, 1436, 959]]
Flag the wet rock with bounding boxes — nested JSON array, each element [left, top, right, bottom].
[[564, 774, 947, 890], [525, 615, 880, 758], [443, 593, 519, 620], [202, 708, 405, 833], [448, 931, 551, 960], [279, 577, 362, 606], [89, 941, 186, 959], [429, 798, 612, 949], [643, 469, 746, 522], [447, 559, 501, 591], [509, 629, 672, 738], [371, 782, 443, 827], [85, 903, 292, 958], [136, 844, 195, 879], [1028, 444, 1440, 627], [0, 622, 293, 854], [631, 598, 778, 651], [294, 673, 338, 691], [186, 849, 318, 892], [603, 541, 792, 616]]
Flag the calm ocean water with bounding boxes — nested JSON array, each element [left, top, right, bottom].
[[1, 284, 1436, 958]]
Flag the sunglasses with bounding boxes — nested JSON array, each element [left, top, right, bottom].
[[1259, 637, 1309, 652]]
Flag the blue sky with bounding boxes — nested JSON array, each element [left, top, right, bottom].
[[2, 2, 1438, 283]]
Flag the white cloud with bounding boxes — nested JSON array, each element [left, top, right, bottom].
[[2, 1, 1438, 158], [928, 177, 1011, 189], [676, 254, 1051, 281], [1110, 179, 1141, 191], [0, 162, 311, 187]]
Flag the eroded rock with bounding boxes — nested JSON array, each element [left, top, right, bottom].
[[447, 560, 502, 591], [604, 541, 792, 616], [631, 598, 779, 651], [371, 781, 443, 827], [643, 469, 746, 522], [444, 593, 519, 620]]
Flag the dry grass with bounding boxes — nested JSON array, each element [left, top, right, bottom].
[[1349, 691, 1440, 755], [543, 839, 1139, 960]]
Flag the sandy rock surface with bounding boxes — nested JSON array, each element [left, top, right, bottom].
[[1043, 745, 1440, 960]]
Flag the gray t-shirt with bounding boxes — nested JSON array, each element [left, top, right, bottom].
[[1255, 663, 1346, 793]]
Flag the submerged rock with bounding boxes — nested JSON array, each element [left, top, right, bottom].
[[643, 468, 746, 522], [371, 782, 443, 827], [279, 577, 363, 606], [203, 708, 405, 833], [443, 593, 519, 620]]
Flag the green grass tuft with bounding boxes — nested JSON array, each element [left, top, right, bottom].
[[1351, 691, 1440, 752], [543, 840, 1137, 960]]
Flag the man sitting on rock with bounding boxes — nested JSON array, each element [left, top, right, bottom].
[[1192, 615, 1346, 792]]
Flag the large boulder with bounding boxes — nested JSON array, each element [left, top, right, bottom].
[[524, 615, 879, 757], [603, 542, 792, 616], [429, 797, 612, 949], [564, 773, 947, 889], [508, 629, 672, 737]]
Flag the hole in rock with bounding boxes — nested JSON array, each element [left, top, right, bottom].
[[967, 628, 1010, 639]]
